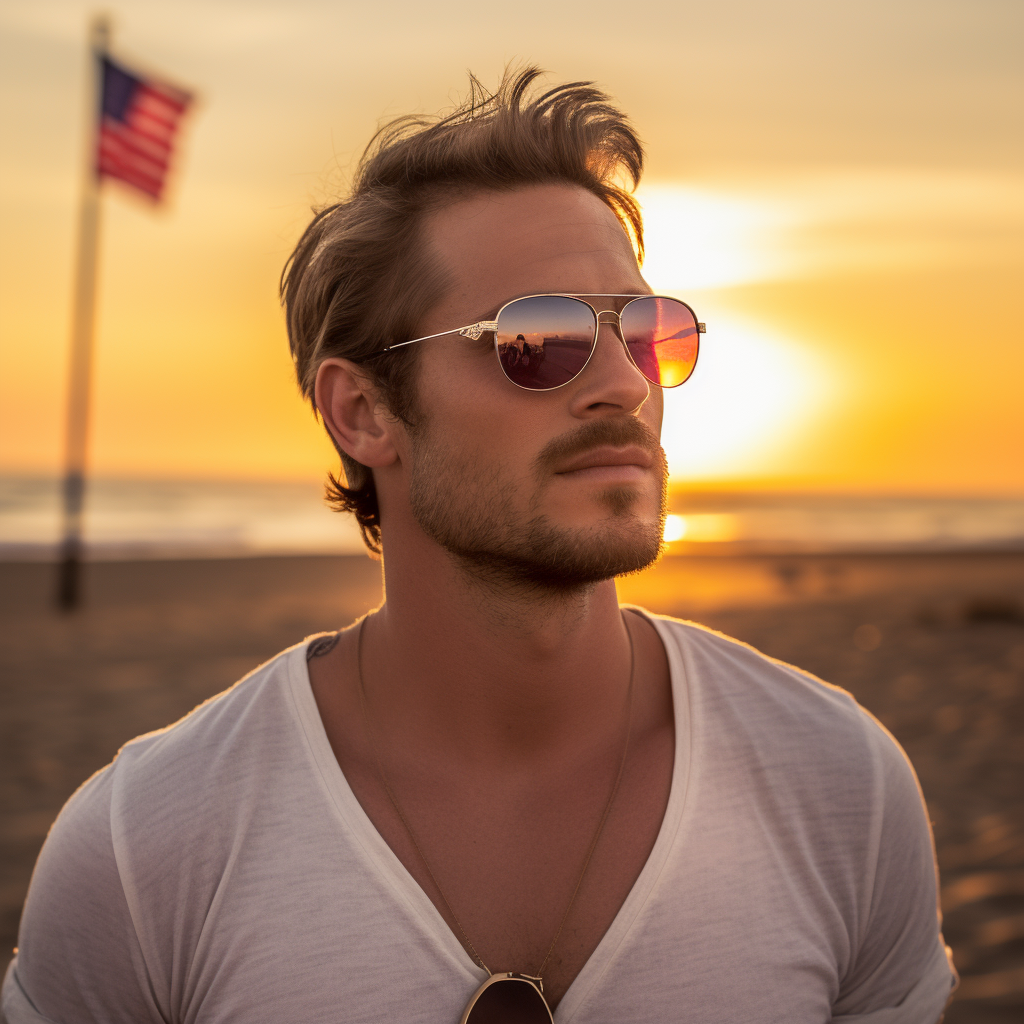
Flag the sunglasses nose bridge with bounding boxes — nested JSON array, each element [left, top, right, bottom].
[[595, 309, 625, 345], [597, 308, 640, 370]]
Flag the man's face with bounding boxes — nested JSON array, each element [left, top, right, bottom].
[[394, 183, 668, 589]]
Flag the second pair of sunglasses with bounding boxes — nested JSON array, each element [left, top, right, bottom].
[[375, 294, 705, 391]]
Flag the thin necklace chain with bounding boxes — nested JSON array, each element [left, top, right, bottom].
[[356, 613, 636, 980]]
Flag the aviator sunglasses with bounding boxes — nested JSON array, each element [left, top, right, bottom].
[[372, 294, 706, 391]]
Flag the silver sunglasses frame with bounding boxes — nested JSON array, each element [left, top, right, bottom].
[[459, 972, 554, 1024], [371, 293, 706, 391]]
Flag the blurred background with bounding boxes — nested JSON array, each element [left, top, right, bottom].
[[1, 0, 1022, 1018]]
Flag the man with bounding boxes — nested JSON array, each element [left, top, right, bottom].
[[3, 69, 955, 1023]]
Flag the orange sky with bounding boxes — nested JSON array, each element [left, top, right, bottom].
[[1, 0, 1021, 494]]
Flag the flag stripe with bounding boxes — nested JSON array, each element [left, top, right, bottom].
[[98, 139, 170, 181], [98, 136, 171, 196], [99, 136, 170, 180], [134, 86, 189, 121], [103, 118, 173, 162], [127, 113, 178, 147]]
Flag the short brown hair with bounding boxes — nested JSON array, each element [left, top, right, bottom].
[[281, 66, 645, 554]]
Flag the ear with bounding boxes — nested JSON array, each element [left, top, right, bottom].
[[314, 358, 400, 469]]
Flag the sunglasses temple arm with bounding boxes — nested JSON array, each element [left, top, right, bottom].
[[380, 329, 455, 354], [380, 319, 498, 354]]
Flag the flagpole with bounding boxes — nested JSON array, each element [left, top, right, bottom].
[[56, 14, 110, 611]]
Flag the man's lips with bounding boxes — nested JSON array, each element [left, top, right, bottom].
[[554, 445, 655, 476]]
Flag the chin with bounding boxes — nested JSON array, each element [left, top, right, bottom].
[[501, 513, 665, 589], [426, 505, 665, 591], [595, 484, 650, 519]]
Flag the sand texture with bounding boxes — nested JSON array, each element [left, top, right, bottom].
[[2, 551, 1023, 1021]]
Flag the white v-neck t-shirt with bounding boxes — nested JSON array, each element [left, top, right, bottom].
[[3, 612, 955, 1024]]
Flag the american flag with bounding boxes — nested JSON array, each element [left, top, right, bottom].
[[98, 56, 193, 201]]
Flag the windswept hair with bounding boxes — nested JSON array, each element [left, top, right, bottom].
[[281, 66, 645, 554]]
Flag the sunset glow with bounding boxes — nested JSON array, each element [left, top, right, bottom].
[[662, 513, 740, 545], [636, 175, 1023, 492], [0, 2, 1020, 496]]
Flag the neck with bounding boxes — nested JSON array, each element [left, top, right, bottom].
[[363, 538, 634, 768]]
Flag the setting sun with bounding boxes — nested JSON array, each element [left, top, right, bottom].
[[637, 184, 842, 485], [657, 311, 837, 483]]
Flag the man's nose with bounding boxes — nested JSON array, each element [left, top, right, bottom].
[[571, 313, 651, 412]]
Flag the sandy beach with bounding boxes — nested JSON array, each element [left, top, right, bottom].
[[2, 551, 1022, 1021]]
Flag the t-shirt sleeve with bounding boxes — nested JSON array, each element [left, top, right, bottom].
[[831, 714, 957, 1022], [1, 766, 165, 1024]]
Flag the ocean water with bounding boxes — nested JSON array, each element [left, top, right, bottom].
[[664, 491, 1024, 553], [1, 476, 1023, 559], [0, 477, 366, 559]]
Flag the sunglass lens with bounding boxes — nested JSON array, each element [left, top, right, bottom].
[[620, 297, 700, 387], [463, 977, 554, 1024], [495, 296, 596, 390]]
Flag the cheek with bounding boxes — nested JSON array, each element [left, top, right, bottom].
[[418, 336, 508, 410], [451, 397, 544, 474], [417, 345, 543, 468]]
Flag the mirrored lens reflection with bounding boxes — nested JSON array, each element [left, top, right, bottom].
[[621, 297, 699, 387], [495, 295, 596, 389], [464, 977, 554, 1024]]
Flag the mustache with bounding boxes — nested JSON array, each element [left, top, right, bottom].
[[535, 417, 666, 477]]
